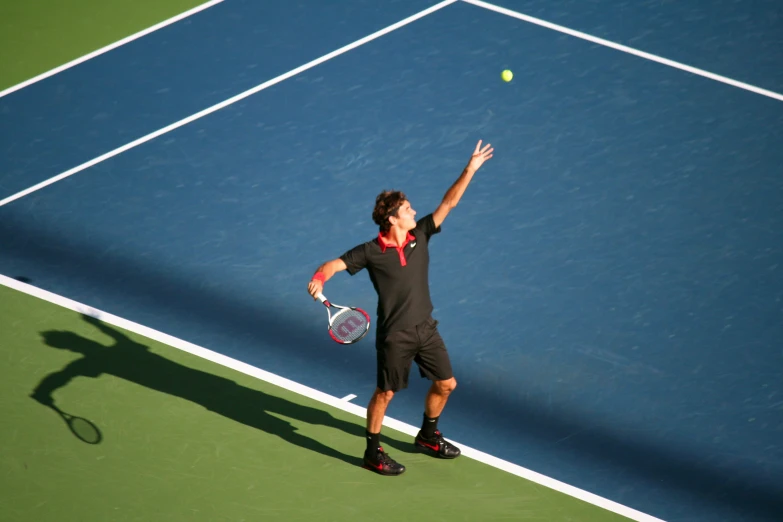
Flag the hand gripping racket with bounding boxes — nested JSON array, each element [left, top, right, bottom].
[[317, 292, 371, 344]]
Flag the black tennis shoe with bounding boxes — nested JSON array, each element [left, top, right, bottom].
[[363, 447, 406, 476], [415, 430, 461, 459]]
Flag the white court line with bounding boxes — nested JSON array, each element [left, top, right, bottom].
[[462, 0, 783, 103], [0, 0, 459, 208], [341, 394, 358, 402], [0, 273, 665, 521], [0, 0, 225, 100]]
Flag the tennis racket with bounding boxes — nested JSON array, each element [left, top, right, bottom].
[[51, 404, 103, 444], [316, 292, 371, 344]]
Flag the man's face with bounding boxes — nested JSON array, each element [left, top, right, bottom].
[[392, 200, 417, 231]]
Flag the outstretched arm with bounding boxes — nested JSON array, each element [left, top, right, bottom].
[[307, 258, 348, 300], [82, 313, 132, 345], [31, 358, 97, 406], [433, 140, 493, 228]]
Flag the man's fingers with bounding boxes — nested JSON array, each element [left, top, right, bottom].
[[481, 143, 492, 153], [308, 281, 323, 300], [474, 139, 483, 153]]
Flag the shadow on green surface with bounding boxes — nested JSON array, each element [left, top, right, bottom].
[[30, 314, 418, 468]]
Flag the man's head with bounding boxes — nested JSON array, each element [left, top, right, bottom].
[[41, 330, 89, 353], [373, 190, 417, 233]]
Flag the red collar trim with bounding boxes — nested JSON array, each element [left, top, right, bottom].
[[377, 232, 415, 252], [378, 231, 415, 267]]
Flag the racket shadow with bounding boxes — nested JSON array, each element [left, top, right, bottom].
[[31, 314, 369, 468]]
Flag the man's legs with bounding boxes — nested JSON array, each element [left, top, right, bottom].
[[413, 319, 461, 459], [424, 377, 457, 419], [415, 376, 461, 458], [367, 387, 395, 434], [363, 387, 406, 475], [365, 386, 393, 457], [364, 325, 415, 476]]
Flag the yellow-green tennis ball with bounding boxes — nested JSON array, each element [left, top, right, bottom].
[[501, 69, 513, 82]]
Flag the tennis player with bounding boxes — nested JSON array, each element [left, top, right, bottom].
[[307, 140, 493, 475]]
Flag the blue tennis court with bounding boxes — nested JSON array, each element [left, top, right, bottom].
[[2, 1, 782, 520]]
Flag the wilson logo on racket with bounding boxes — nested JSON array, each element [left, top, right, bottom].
[[316, 292, 371, 344], [336, 316, 365, 337]]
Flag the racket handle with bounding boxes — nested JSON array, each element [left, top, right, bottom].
[[316, 292, 328, 305]]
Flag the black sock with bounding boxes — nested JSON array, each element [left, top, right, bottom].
[[366, 430, 381, 452], [421, 413, 439, 438]]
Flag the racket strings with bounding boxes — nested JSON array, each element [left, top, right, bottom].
[[331, 308, 369, 343], [68, 417, 102, 444]]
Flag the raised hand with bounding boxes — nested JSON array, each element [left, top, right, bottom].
[[466, 140, 494, 173]]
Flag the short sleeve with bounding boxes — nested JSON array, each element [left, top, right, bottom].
[[415, 213, 441, 241], [339, 243, 369, 275]]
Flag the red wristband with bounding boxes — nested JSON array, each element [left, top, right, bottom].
[[311, 272, 326, 284]]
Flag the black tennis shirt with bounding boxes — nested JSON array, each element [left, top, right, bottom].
[[340, 214, 441, 335]]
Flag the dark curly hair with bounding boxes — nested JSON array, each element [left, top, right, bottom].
[[372, 190, 407, 233]]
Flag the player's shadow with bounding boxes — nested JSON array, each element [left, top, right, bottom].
[[31, 314, 378, 468]]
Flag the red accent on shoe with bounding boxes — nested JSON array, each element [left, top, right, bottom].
[[418, 441, 440, 451]]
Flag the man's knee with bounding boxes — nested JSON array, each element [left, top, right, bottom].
[[435, 377, 457, 395], [373, 387, 395, 403]]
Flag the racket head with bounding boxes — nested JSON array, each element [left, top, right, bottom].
[[328, 307, 371, 344], [66, 415, 103, 444], [53, 405, 103, 444]]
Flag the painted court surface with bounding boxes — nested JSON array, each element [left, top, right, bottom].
[[1, 284, 624, 521]]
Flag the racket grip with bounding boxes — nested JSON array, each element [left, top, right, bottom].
[[316, 292, 328, 304]]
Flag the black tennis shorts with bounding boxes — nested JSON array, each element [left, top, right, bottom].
[[375, 316, 453, 392]]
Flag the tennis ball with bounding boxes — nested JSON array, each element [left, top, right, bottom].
[[501, 69, 513, 82]]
